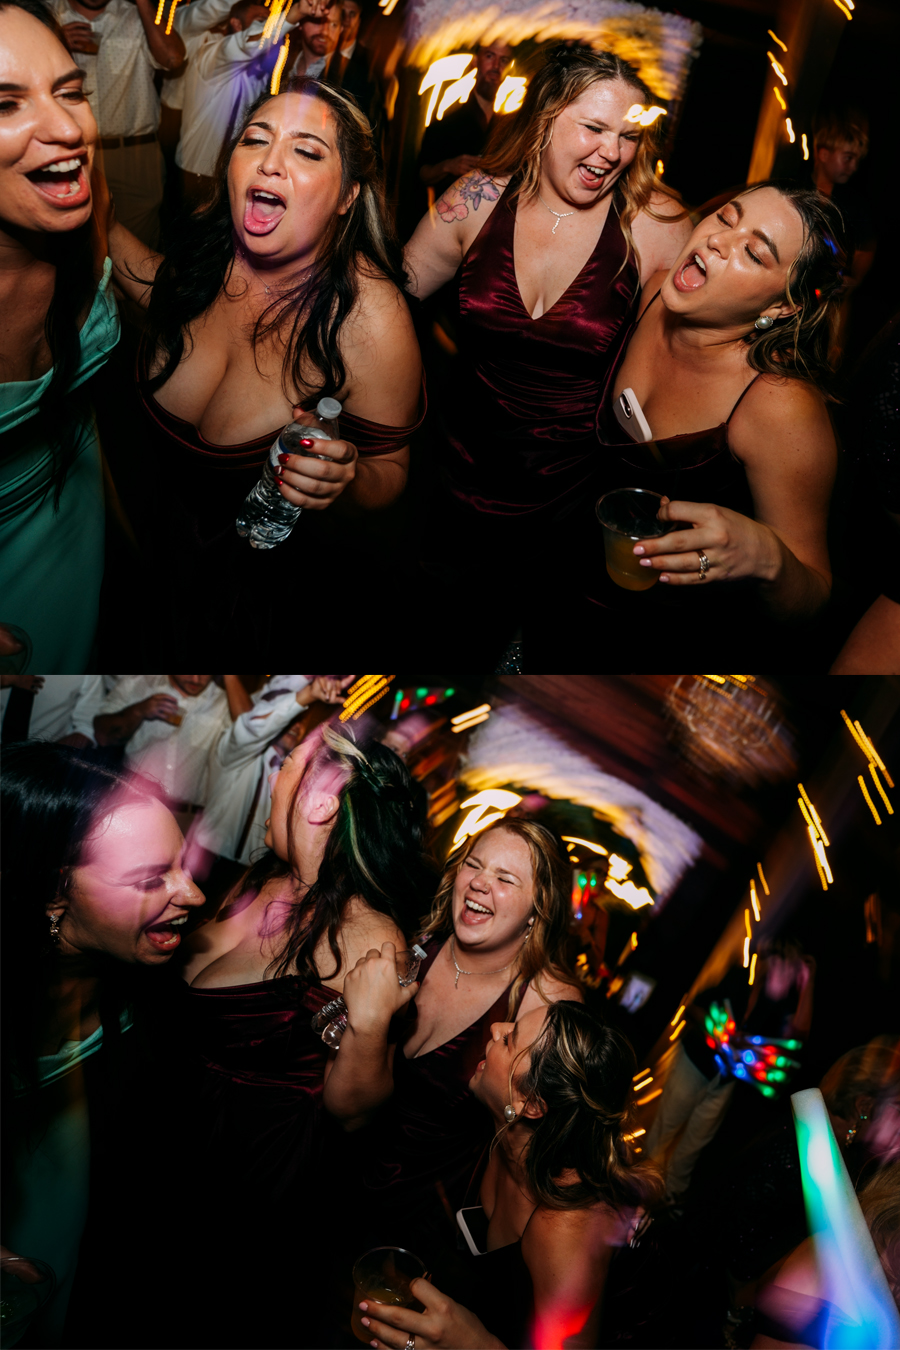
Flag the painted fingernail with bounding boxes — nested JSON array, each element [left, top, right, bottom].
[[660, 574, 669, 583], [639, 558, 652, 566], [633, 545, 645, 555], [361, 1317, 370, 1327], [276, 476, 283, 485], [277, 453, 289, 465], [359, 1303, 368, 1312], [300, 438, 314, 447]]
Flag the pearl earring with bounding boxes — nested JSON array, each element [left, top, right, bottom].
[[504, 1105, 517, 1123], [755, 314, 774, 330]]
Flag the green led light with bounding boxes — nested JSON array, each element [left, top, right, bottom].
[[416, 687, 428, 698], [578, 873, 587, 888], [776, 1056, 787, 1067], [760, 1085, 777, 1097], [445, 688, 455, 697], [705, 1017, 714, 1034], [590, 873, 597, 886], [785, 1040, 801, 1050]]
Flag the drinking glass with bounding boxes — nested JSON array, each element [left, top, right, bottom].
[[350, 1246, 426, 1345], [310, 944, 426, 1049], [0, 1257, 56, 1346], [595, 488, 669, 591]]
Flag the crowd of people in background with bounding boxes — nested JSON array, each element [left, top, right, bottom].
[[1, 675, 899, 1349], [0, 0, 895, 672]]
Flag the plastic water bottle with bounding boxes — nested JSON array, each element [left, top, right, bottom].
[[236, 397, 342, 549]]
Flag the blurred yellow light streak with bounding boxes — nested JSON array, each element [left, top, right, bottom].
[[811, 833, 833, 884], [745, 909, 752, 940], [451, 712, 490, 733], [671, 1004, 686, 1026], [858, 775, 882, 824], [774, 88, 787, 110], [419, 54, 473, 127], [856, 724, 893, 785], [154, 0, 165, 22], [633, 1076, 653, 1091], [452, 789, 522, 848], [868, 763, 894, 815], [669, 1020, 686, 1041], [767, 53, 788, 86], [636, 1087, 663, 1105], [750, 880, 761, 922], [757, 862, 770, 895], [625, 104, 667, 126], [656, 159, 664, 176], [841, 708, 871, 755], [630, 932, 638, 950], [562, 837, 609, 856], [798, 783, 829, 844], [270, 35, 289, 93], [451, 703, 490, 724], [748, 952, 758, 985], [743, 936, 750, 967], [494, 75, 527, 114], [767, 28, 787, 50], [785, 117, 795, 143], [798, 797, 815, 832], [436, 69, 476, 120], [633, 1068, 650, 1081], [261, 0, 287, 45], [832, 0, 853, 17], [608, 854, 632, 881], [802, 133, 809, 160]]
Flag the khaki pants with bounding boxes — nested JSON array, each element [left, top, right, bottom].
[[100, 140, 165, 249]]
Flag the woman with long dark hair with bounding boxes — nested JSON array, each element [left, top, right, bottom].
[[323, 820, 582, 1261], [0, 741, 204, 1345], [357, 1001, 663, 1350], [176, 720, 437, 1347], [587, 180, 846, 665], [403, 45, 692, 663], [0, 0, 119, 669], [103, 76, 423, 646]]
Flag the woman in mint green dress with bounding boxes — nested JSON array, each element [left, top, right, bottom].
[[0, 0, 119, 672], [1, 742, 205, 1346]]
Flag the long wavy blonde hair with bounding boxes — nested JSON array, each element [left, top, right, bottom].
[[479, 45, 686, 278], [419, 818, 576, 1018]]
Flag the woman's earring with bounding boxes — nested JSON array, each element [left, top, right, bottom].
[[755, 314, 774, 330], [504, 1104, 517, 1124], [845, 1116, 866, 1145], [48, 913, 62, 944]]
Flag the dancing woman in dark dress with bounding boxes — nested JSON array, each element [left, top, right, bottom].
[[323, 820, 582, 1257], [101, 77, 423, 648], [403, 46, 691, 661], [175, 723, 436, 1347], [358, 1002, 664, 1350], [589, 181, 845, 665]]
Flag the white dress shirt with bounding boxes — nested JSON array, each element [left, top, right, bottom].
[[0, 676, 105, 743], [161, 0, 234, 111], [97, 675, 231, 806], [192, 675, 310, 862], [176, 19, 297, 177], [50, 0, 167, 137]]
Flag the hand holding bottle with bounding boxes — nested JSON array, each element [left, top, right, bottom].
[[275, 402, 358, 511]]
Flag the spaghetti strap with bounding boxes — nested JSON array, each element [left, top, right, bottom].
[[632, 285, 664, 334], [727, 372, 762, 423]]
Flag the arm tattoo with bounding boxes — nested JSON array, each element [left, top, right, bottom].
[[436, 172, 500, 223]]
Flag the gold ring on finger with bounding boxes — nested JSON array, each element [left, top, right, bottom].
[[697, 550, 710, 578]]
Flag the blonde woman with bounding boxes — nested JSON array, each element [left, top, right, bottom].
[[357, 1001, 663, 1350], [323, 820, 582, 1252], [403, 45, 691, 659]]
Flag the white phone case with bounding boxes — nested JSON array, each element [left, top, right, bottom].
[[614, 387, 654, 443]]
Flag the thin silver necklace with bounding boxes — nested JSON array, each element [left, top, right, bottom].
[[449, 934, 519, 989], [537, 190, 574, 235]]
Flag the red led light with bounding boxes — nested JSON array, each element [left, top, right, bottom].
[[400, 698, 410, 710], [425, 695, 437, 704]]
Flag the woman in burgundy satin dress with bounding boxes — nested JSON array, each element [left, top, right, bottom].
[[175, 723, 436, 1348], [404, 46, 691, 663], [588, 181, 846, 665], [323, 820, 582, 1270], [103, 77, 423, 649]]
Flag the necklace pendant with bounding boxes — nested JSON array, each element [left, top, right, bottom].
[[551, 218, 560, 235], [454, 968, 461, 989]]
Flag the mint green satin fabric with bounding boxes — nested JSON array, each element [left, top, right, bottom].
[[0, 258, 119, 671]]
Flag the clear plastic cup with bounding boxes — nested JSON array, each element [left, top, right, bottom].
[[595, 488, 669, 591], [350, 1246, 426, 1345]]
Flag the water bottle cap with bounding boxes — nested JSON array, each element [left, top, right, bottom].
[[317, 397, 342, 420]]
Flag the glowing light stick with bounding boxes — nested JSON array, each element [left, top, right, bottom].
[[791, 1088, 900, 1347]]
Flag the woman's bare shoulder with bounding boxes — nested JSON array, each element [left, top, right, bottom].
[[342, 896, 406, 948], [435, 170, 507, 223], [517, 974, 583, 1016]]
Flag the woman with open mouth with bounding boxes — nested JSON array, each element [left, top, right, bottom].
[[355, 1002, 662, 1350], [175, 722, 436, 1346], [322, 818, 583, 1267], [403, 44, 692, 665], [1, 740, 205, 1345], [589, 181, 846, 665], [0, 0, 119, 671], [102, 76, 423, 647]]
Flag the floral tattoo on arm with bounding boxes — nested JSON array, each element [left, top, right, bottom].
[[436, 171, 501, 223]]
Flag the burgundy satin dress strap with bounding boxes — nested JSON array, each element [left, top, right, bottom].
[[442, 178, 639, 528], [364, 935, 529, 1218]]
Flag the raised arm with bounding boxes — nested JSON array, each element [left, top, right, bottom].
[[631, 192, 693, 288], [136, 0, 185, 69], [404, 170, 500, 298]]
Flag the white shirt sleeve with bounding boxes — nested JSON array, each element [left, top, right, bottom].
[[205, 17, 297, 73], [97, 675, 157, 717], [173, 0, 234, 39], [69, 676, 107, 742], [216, 690, 306, 770]]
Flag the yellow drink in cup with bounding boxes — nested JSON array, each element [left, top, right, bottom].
[[595, 488, 669, 591], [350, 1247, 426, 1345]]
